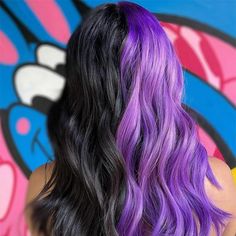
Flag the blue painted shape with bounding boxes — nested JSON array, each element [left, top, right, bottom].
[[3, 0, 80, 47], [9, 104, 54, 171], [56, 0, 82, 33], [0, 8, 35, 108], [183, 71, 236, 158]]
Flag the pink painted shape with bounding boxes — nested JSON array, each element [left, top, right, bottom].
[[197, 125, 225, 161], [25, 0, 70, 44], [0, 162, 15, 221], [204, 34, 236, 79], [197, 125, 216, 156], [213, 147, 225, 161], [0, 31, 18, 64], [16, 118, 31, 135], [162, 23, 208, 84], [0, 117, 28, 236], [162, 22, 236, 106]]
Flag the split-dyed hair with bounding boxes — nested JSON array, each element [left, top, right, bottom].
[[25, 1, 232, 235]]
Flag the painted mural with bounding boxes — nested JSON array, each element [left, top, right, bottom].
[[0, 0, 235, 235]]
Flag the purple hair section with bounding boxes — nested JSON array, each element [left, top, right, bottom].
[[115, 1, 232, 236]]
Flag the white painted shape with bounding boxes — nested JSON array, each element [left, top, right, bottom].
[[15, 65, 65, 105]]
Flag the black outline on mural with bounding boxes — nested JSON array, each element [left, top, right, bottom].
[[0, 2, 40, 44], [72, 0, 91, 18]]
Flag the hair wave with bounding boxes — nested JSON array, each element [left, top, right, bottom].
[[25, 1, 232, 236]]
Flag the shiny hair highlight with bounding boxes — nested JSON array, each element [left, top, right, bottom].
[[25, 1, 232, 236]]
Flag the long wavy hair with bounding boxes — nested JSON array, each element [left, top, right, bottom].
[[25, 1, 232, 236]]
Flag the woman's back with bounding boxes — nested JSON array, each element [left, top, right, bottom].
[[25, 156, 236, 236]]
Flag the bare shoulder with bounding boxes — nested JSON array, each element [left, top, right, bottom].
[[24, 161, 55, 235], [25, 161, 55, 201], [205, 157, 236, 200], [25, 161, 55, 202], [205, 156, 236, 235]]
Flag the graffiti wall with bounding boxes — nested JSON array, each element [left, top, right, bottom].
[[0, 0, 235, 235]]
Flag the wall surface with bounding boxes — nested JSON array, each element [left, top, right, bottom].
[[0, 0, 235, 235]]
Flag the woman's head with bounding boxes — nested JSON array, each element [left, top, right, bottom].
[[65, 1, 183, 130], [27, 2, 232, 236]]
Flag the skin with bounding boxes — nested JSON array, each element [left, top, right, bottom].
[[205, 157, 236, 236], [24, 156, 236, 236]]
